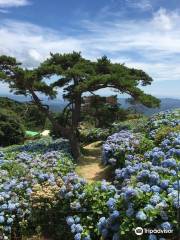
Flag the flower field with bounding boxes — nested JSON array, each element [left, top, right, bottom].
[[0, 110, 179, 240]]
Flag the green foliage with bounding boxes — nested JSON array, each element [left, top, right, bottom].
[[0, 97, 47, 131], [0, 109, 25, 146], [23, 104, 47, 130], [1, 161, 27, 178], [82, 95, 129, 127], [137, 136, 155, 154], [111, 117, 147, 133], [80, 118, 148, 144], [50, 111, 71, 138], [155, 125, 180, 144], [80, 127, 110, 143]]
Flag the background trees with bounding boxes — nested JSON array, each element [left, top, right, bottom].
[[0, 52, 160, 159], [0, 109, 25, 146], [0, 97, 47, 131], [82, 95, 129, 127]]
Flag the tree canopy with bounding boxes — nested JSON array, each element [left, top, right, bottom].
[[0, 52, 160, 159]]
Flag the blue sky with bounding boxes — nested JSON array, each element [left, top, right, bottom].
[[0, 0, 180, 99]]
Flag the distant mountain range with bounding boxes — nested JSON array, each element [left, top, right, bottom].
[[47, 98, 180, 115], [118, 98, 180, 115], [0, 95, 180, 116]]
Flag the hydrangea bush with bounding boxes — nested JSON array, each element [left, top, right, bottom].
[[0, 138, 74, 239], [0, 110, 179, 240], [146, 109, 180, 140], [3, 137, 70, 154], [66, 110, 179, 240], [108, 132, 180, 239], [102, 130, 154, 166]]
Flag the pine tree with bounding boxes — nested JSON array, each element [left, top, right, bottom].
[[0, 53, 160, 159]]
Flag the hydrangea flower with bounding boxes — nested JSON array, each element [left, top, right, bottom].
[[66, 216, 75, 226], [107, 198, 116, 210], [136, 211, 147, 221], [74, 233, 81, 240], [160, 222, 172, 230], [148, 234, 157, 240]]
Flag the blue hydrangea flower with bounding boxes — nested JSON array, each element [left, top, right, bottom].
[[66, 216, 74, 226], [74, 216, 80, 224], [150, 194, 161, 205], [107, 198, 116, 210], [136, 210, 147, 221], [126, 206, 134, 217], [140, 184, 151, 192], [83, 235, 91, 240], [162, 158, 176, 168], [151, 185, 160, 193], [160, 222, 172, 230], [124, 188, 137, 199], [144, 204, 154, 212], [110, 210, 120, 220], [160, 180, 169, 189], [98, 217, 107, 231], [74, 233, 81, 240], [71, 224, 76, 233], [148, 234, 157, 240], [7, 217, 13, 224], [149, 172, 160, 185], [75, 224, 83, 233], [0, 215, 5, 223], [160, 211, 168, 221]]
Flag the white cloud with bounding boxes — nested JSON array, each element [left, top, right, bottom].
[[28, 49, 43, 62], [152, 8, 179, 30], [80, 8, 180, 81], [0, 8, 180, 84], [125, 0, 152, 11], [0, 20, 83, 67], [0, 0, 30, 8], [82, 8, 180, 54]]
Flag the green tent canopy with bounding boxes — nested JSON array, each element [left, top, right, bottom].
[[25, 131, 40, 138]]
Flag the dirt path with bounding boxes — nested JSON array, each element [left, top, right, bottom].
[[76, 141, 112, 182]]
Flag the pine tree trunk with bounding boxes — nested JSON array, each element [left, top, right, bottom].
[[30, 89, 82, 160], [70, 132, 80, 160], [70, 94, 81, 160]]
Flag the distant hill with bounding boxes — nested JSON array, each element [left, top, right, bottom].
[[48, 102, 67, 112], [118, 98, 180, 115], [0, 96, 24, 111], [0, 97, 47, 130], [1, 95, 180, 116], [47, 97, 180, 115], [0, 94, 67, 112]]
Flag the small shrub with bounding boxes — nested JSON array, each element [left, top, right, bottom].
[[155, 125, 180, 144], [111, 118, 147, 134], [137, 136, 155, 154], [80, 127, 110, 143]]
